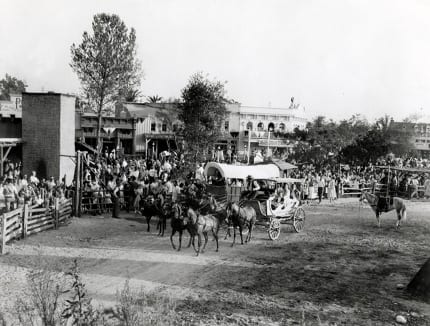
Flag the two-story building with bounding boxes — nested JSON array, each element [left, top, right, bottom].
[[0, 93, 23, 175], [237, 100, 307, 157], [75, 109, 136, 156], [122, 102, 182, 158], [391, 117, 430, 157]]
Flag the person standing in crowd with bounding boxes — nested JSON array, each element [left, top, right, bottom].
[[328, 176, 336, 203], [112, 179, 121, 218], [423, 174, 430, 199], [195, 163, 205, 181], [317, 174, 325, 204]]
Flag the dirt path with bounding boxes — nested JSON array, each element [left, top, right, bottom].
[[1, 199, 429, 325]]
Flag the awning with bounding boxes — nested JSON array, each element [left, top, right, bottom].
[[271, 160, 297, 170], [204, 162, 281, 181]]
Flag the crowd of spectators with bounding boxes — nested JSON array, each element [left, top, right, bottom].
[[2, 151, 430, 215], [0, 161, 70, 213], [288, 156, 430, 203]]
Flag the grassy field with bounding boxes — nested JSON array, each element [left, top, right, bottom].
[[0, 199, 429, 325]]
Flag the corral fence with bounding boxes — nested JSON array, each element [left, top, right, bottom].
[[0, 197, 73, 254]]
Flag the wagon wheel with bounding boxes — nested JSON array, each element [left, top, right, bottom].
[[268, 218, 281, 240], [293, 207, 305, 233]]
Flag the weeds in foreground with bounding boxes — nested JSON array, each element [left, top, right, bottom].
[[62, 260, 102, 326], [15, 266, 64, 326], [0, 260, 179, 326], [110, 280, 179, 326]]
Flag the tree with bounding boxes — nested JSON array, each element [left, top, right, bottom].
[[179, 73, 228, 159], [70, 13, 142, 155], [147, 95, 163, 103], [0, 74, 27, 100]]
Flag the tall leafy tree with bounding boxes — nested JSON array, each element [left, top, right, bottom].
[[179, 73, 228, 158], [0, 74, 27, 100], [70, 13, 142, 155]]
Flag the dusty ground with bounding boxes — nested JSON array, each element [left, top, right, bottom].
[[0, 199, 429, 325]]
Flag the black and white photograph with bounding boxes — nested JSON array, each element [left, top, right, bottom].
[[0, 0, 430, 325]]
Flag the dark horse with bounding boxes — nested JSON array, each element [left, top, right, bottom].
[[140, 193, 165, 234], [225, 202, 256, 246], [186, 207, 222, 256], [359, 191, 407, 228], [170, 203, 194, 251]]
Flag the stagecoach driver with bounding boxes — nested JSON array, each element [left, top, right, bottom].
[[246, 175, 261, 199]]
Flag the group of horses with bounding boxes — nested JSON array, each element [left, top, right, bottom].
[[140, 193, 257, 256]]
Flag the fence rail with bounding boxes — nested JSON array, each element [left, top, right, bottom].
[[0, 198, 73, 254]]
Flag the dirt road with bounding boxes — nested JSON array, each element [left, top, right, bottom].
[[0, 199, 429, 325]]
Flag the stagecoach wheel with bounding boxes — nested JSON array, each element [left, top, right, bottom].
[[268, 218, 281, 240], [293, 207, 305, 233]]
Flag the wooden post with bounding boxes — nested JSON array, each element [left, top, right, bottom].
[[75, 151, 81, 217], [54, 198, 60, 229], [1, 214, 6, 255], [22, 204, 29, 238]]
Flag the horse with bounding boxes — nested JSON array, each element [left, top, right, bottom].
[[225, 202, 256, 246], [359, 191, 407, 228], [186, 207, 222, 256], [169, 203, 195, 251], [208, 195, 233, 240], [140, 193, 165, 233]]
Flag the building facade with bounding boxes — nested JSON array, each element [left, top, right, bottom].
[[391, 119, 430, 157], [0, 93, 23, 175], [75, 111, 136, 155], [120, 100, 308, 158]]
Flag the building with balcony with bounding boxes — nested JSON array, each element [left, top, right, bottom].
[[75, 111, 136, 155], [236, 100, 307, 157], [122, 102, 182, 158], [391, 117, 430, 157]]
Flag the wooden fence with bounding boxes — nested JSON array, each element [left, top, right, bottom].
[[0, 198, 73, 254]]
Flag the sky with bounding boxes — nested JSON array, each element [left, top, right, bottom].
[[1, 0, 429, 122]]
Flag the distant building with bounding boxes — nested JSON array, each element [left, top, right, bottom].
[[391, 117, 430, 157], [122, 102, 182, 158], [75, 111, 136, 155], [0, 93, 23, 173], [120, 99, 308, 158]]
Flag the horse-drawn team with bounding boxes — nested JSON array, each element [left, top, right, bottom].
[[139, 182, 257, 256]]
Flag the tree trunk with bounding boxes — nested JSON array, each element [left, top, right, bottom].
[[407, 257, 430, 302], [96, 105, 103, 160]]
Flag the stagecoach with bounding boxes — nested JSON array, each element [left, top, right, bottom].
[[238, 177, 306, 240], [204, 162, 306, 240]]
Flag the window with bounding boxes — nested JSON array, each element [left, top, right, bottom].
[[162, 123, 167, 132], [224, 120, 229, 131], [246, 121, 253, 130], [257, 122, 264, 131], [151, 123, 156, 131], [279, 123, 285, 131]]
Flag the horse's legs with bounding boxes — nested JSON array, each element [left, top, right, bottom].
[[146, 216, 151, 232], [186, 229, 193, 248], [396, 209, 402, 229], [201, 232, 208, 253], [224, 226, 231, 240], [239, 225, 244, 245], [231, 226, 236, 247], [246, 224, 253, 243], [376, 212, 380, 228], [212, 229, 219, 252], [196, 233, 202, 256], [178, 230, 182, 251], [170, 228, 177, 250]]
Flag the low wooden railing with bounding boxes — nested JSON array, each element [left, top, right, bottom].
[[0, 198, 73, 254]]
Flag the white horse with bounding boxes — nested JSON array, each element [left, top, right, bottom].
[[359, 191, 407, 228]]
